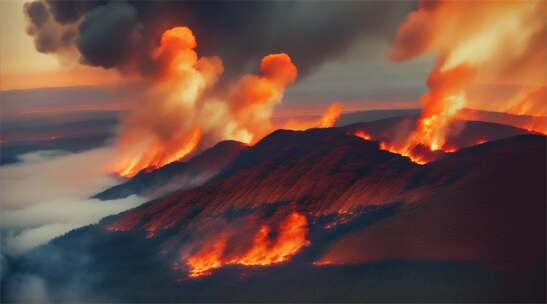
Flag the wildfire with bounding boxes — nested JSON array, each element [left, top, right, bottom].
[[280, 103, 343, 131], [316, 104, 342, 128], [112, 25, 302, 177], [353, 130, 372, 141], [185, 212, 309, 278], [505, 85, 547, 134], [384, 0, 545, 163], [117, 128, 201, 178], [475, 139, 487, 145]]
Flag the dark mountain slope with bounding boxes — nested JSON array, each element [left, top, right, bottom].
[[93, 140, 248, 200], [104, 128, 417, 236], [3, 127, 544, 302], [105, 118, 529, 235], [343, 116, 528, 150], [318, 135, 546, 271]]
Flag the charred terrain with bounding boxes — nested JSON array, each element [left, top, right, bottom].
[[3, 0, 546, 302], [2, 116, 545, 302]]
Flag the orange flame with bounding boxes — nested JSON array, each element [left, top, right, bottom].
[[384, 0, 545, 163], [112, 25, 300, 177], [116, 128, 201, 178], [185, 212, 309, 278], [316, 104, 342, 128], [504, 85, 547, 134], [353, 130, 372, 141], [475, 139, 487, 145], [227, 53, 298, 144], [281, 103, 342, 131]]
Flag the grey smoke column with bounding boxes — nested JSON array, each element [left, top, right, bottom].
[[24, 0, 413, 78]]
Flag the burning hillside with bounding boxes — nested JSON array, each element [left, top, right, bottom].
[[346, 116, 530, 164], [75, 128, 544, 302], [109, 25, 342, 177], [4, 1, 545, 303], [101, 119, 539, 279], [380, 0, 546, 163], [181, 212, 309, 278]]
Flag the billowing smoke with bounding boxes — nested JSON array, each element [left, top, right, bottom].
[[381, 0, 546, 163], [505, 85, 547, 117], [76, 1, 142, 69], [110, 26, 303, 177], [24, 0, 412, 78], [23, 0, 78, 60], [23, 1, 410, 177]]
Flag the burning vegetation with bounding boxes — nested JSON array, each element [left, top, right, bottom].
[[182, 212, 309, 278], [377, 0, 546, 163], [111, 26, 341, 177]]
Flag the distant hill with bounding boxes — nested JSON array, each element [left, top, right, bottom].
[[335, 108, 420, 126], [93, 140, 248, 200], [5, 121, 544, 302], [336, 107, 547, 133]]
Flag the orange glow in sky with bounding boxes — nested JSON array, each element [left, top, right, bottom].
[[0, 1, 123, 91]]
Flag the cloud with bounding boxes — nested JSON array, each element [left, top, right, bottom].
[[76, 1, 141, 68], [6, 274, 50, 303], [0, 147, 146, 255], [24, 1, 413, 78], [23, 0, 78, 58]]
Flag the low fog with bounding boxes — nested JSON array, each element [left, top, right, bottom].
[[0, 147, 145, 256]]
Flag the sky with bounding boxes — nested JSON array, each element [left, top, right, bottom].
[[0, 0, 123, 90], [0, 0, 433, 113]]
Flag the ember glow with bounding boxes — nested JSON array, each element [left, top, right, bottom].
[[352, 129, 454, 165], [112, 26, 302, 177], [382, 0, 546, 163], [504, 85, 547, 134], [353, 130, 372, 141], [281, 103, 343, 131], [185, 212, 309, 278], [316, 104, 342, 128]]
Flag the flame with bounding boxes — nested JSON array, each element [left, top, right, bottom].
[[281, 103, 342, 131], [117, 128, 201, 178], [185, 212, 309, 278], [504, 85, 547, 134], [442, 146, 458, 153], [227, 53, 298, 144], [316, 104, 342, 128], [384, 0, 545, 163], [379, 141, 429, 165], [112, 26, 299, 177], [353, 130, 372, 141], [186, 236, 228, 278]]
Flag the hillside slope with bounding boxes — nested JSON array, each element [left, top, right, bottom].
[[94, 140, 247, 200], [3, 124, 544, 303]]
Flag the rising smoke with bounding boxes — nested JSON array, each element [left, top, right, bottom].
[[24, 0, 413, 78], [382, 0, 546, 161]]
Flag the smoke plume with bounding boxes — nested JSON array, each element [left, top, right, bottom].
[[24, 1, 412, 78], [110, 26, 303, 177], [23, 1, 410, 176], [383, 0, 546, 162]]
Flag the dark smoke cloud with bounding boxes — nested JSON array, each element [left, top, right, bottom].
[[23, 0, 77, 54], [45, 0, 104, 24], [76, 1, 141, 68], [24, 1, 48, 27], [25, 1, 413, 78]]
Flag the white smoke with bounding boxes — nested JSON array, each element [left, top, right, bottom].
[[0, 147, 146, 256]]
